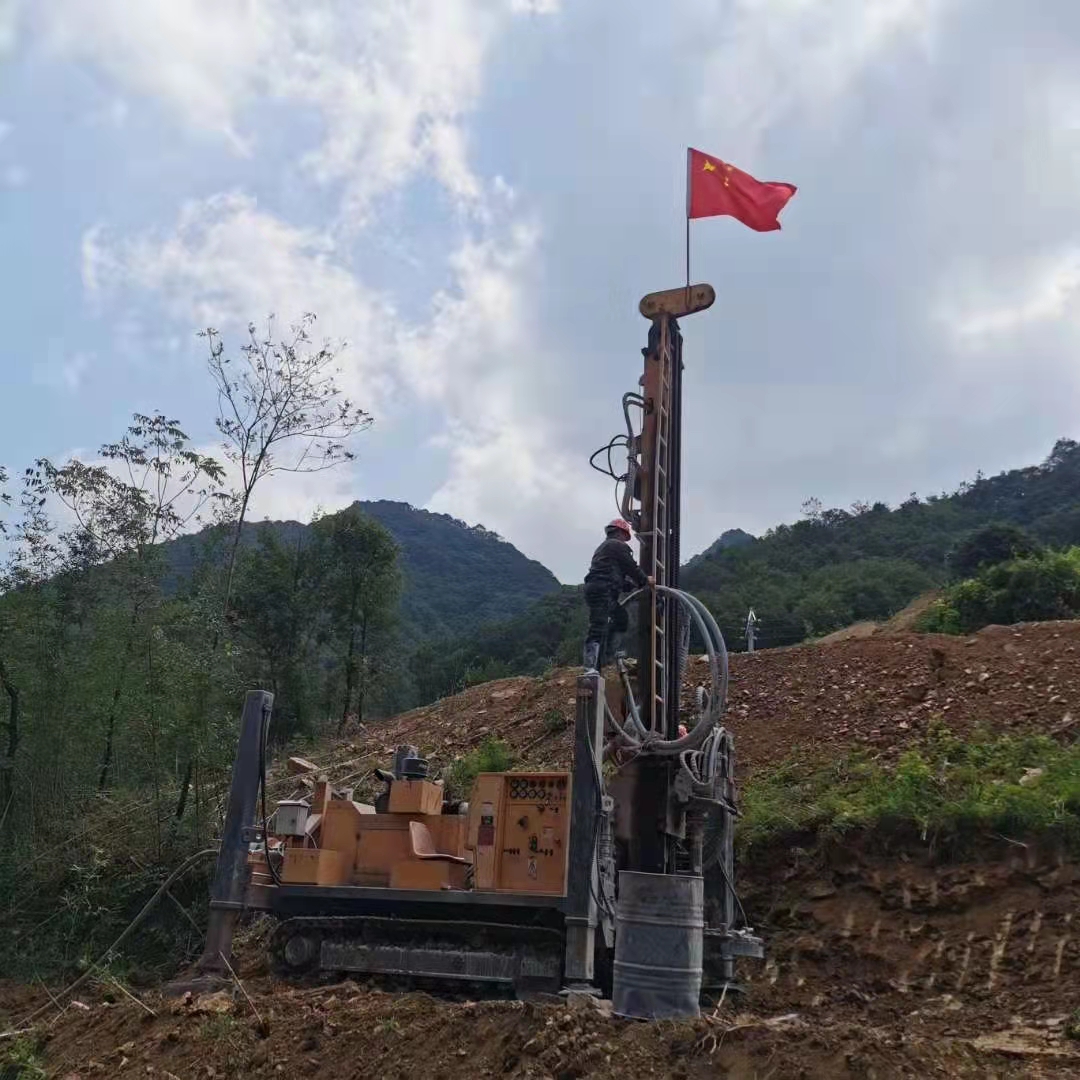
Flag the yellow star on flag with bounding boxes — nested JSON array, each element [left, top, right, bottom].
[[702, 160, 717, 172]]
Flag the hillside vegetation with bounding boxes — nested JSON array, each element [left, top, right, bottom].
[[413, 438, 1080, 693], [0, 320, 560, 985], [6, 616, 1080, 984], [683, 436, 1080, 643]]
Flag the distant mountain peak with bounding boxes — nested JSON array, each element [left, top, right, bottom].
[[165, 500, 559, 642], [688, 528, 757, 566], [716, 528, 756, 549]]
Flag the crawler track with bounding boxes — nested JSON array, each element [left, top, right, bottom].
[[270, 915, 566, 998]]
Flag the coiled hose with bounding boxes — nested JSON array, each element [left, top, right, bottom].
[[607, 584, 729, 762]]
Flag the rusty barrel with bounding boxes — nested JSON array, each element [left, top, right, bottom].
[[612, 871, 704, 1019]]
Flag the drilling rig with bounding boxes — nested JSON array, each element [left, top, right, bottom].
[[191, 283, 762, 1019]]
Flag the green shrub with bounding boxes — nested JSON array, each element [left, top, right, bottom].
[[1, 1035, 46, 1078], [543, 707, 568, 734], [738, 727, 1080, 852], [443, 737, 515, 800], [917, 546, 1080, 634], [949, 523, 1042, 580]]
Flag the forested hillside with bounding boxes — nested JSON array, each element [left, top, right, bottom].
[[165, 500, 558, 642], [413, 438, 1080, 692], [683, 436, 1080, 646]]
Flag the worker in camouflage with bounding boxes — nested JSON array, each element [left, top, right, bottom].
[[582, 518, 653, 673]]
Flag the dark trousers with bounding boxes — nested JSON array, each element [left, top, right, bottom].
[[584, 583, 628, 662]]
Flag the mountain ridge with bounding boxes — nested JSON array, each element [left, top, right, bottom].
[[163, 499, 561, 642]]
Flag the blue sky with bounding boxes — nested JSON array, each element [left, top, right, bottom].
[[2, 0, 1080, 581]]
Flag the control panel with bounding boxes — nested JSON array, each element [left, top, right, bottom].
[[497, 772, 571, 895]]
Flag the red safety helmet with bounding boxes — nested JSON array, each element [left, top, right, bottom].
[[606, 518, 633, 539]]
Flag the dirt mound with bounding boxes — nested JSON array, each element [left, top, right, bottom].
[[11, 620, 1080, 1078], [720, 621, 1080, 769], [800, 592, 944, 645], [290, 619, 1080, 800], [879, 589, 943, 633], [814, 620, 880, 645], [743, 834, 1080, 1022], [14, 969, 1080, 1080], [16, 831, 1080, 1077], [266, 673, 582, 804]]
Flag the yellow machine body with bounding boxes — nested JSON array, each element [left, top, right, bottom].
[[257, 770, 573, 899]]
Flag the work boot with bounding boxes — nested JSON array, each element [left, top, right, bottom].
[[582, 641, 600, 674]]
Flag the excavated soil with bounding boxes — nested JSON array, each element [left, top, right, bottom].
[[11, 835, 1080, 1078], [8, 620, 1080, 1077], [291, 619, 1080, 800]]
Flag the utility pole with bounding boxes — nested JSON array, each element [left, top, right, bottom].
[[745, 608, 758, 654]]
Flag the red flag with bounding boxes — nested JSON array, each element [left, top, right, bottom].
[[686, 148, 796, 231]]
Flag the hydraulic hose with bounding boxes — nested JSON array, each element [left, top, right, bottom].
[[604, 701, 644, 747], [619, 393, 644, 522], [614, 584, 726, 756], [678, 588, 730, 714], [616, 658, 649, 740], [643, 586, 721, 753], [676, 604, 691, 696], [619, 583, 721, 710]]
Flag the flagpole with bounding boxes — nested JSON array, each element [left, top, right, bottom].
[[685, 213, 690, 290], [685, 147, 692, 294]]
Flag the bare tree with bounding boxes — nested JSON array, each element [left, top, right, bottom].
[[171, 314, 372, 822], [205, 313, 373, 618], [0, 464, 9, 527]]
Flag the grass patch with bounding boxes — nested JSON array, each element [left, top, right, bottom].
[[1, 1034, 47, 1079], [738, 725, 1080, 853], [443, 737, 516, 800]]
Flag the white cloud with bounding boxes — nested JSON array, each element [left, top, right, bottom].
[[83, 188, 603, 577], [401, 222, 610, 570], [946, 248, 1080, 342], [37, 0, 274, 149], [693, 0, 953, 152], [37, 0, 551, 219], [60, 0, 580, 572], [83, 192, 398, 413], [509, 0, 561, 13]]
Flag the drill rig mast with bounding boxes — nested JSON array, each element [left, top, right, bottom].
[[627, 284, 716, 873], [596, 284, 760, 1014]]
